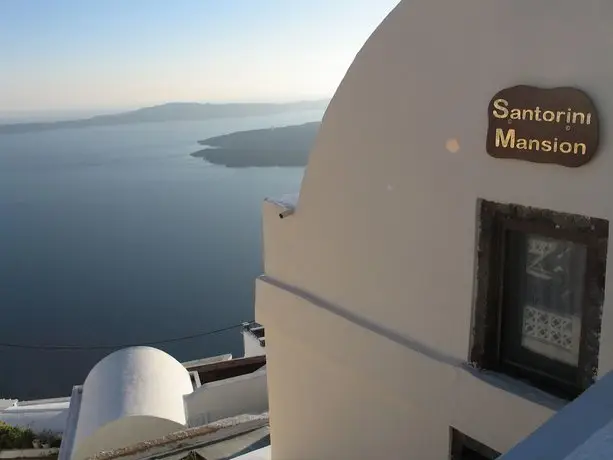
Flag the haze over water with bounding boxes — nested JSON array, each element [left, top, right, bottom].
[[0, 109, 322, 399]]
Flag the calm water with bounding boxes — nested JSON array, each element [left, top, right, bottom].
[[0, 109, 322, 399]]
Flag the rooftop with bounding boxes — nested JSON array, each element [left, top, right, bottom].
[[263, 193, 298, 212], [86, 413, 270, 460]]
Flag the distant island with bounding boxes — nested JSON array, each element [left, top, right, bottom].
[[0, 100, 329, 135], [190, 122, 320, 167]]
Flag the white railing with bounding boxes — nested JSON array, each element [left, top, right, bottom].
[[500, 370, 613, 459]]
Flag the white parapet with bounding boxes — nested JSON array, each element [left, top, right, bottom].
[[184, 367, 268, 427], [0, 448, 60, 459], [0, 398, 69, 433], [0, 400, 17, 411]]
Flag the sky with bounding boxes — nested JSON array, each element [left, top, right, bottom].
[[0, 0, 400, 115]]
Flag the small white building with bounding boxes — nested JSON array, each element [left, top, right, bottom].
[[255, 0, 613, 458], [0, 325, 268, 459], [55, 327, 268, 460], [68, 346, 194, 460]]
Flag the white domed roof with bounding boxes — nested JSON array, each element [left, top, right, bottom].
[[72, 346, 193, 460]]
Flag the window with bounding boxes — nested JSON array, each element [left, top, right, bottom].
[[450, 428, 500, 460], [471, 200, 608, 399]]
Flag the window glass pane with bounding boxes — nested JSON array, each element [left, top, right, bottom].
[[515, 233, 587, 366]]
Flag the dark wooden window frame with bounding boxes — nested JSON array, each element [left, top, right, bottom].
[[470, 199, 608, 400], [450, 427, 501, 459]]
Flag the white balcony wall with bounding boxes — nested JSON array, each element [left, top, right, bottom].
[[184, 368, 268, 427], [500, 371, 613, 460], [0, 398, 69, 434]]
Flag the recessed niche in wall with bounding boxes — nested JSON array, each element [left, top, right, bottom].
[[471, 200, 608, 400]]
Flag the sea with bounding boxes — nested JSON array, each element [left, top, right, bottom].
[[0, 109, 324, 400]]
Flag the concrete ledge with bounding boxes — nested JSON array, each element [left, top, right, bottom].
[[500, 371, 613, 459], [0, 448, 59, 459], [15, 398, 71, 407]]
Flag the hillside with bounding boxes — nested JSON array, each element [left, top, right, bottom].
[[0, 101, 329, 135], [190, 122, 320, 167]]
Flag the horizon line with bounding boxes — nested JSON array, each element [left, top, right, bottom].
[[0, 97, 333, 117]]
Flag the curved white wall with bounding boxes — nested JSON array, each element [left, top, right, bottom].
[[72, 346, 192, 460], [263, 0, 613, 372], [258, 1, 613, 458]]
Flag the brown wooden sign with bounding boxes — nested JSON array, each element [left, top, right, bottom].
[[486, 85, 599, 167]]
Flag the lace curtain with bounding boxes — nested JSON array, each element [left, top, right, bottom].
[[520, 234, 586, 366]]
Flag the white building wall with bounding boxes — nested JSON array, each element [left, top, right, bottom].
[[58, 387, 82, 460], [258, 279, 557, 459], [243, 331, 265, 357], [0, 399, 69, 434], [72, 346, 193, 460], [184, 369, 268, 427], [257, 1, 613, 459]]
